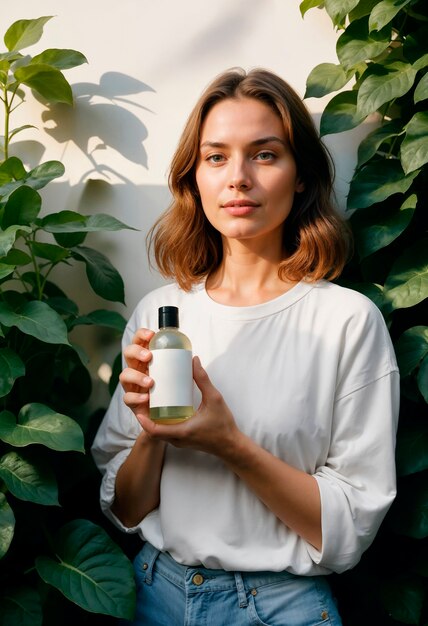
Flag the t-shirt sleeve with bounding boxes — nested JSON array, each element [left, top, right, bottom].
[[308, 297, 400, 573]]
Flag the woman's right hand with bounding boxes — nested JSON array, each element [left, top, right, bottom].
[[119, 328, 155, 427]]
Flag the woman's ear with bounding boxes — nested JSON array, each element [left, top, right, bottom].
[[295, 178, 305, 193]]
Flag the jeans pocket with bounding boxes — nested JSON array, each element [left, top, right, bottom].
[[247, 576, 340, 626]]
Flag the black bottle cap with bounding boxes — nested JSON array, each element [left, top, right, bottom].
[[158, 306, 179, 329]]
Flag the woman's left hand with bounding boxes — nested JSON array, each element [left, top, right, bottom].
[[140, 356, 241, 459]]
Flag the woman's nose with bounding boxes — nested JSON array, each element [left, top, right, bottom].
[[228, 159, 252, 190]]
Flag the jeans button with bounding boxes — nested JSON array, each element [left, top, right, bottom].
[[192, 573, 204, 586]]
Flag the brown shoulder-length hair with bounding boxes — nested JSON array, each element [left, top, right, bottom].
[[147, 67, 350, 291]]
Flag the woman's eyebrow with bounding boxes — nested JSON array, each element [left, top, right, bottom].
[[200, 136, 287, 149]]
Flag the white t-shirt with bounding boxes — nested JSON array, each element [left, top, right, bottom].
[[91, 280, 399, 576]]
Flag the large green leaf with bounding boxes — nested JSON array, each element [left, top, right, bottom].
[[325, 0, 360, 26], [395, 326, 428, 378], [0, 450, 58, 505], [381, 575, 425, 624], [0, 161, 64, 205], [1, 186, 42, 229], [31, 48, 87, 70], [414, 72, 428, 104], [14, 64, 72, 106], [305, 63, 353, 98], [384, 241, 428, 311], [0, 348, 25, 397], [368, 0, 413, 32], [320, 90, 366, 136], [0, 156, 26, 180], [71, 246, 125, 303], [4, 16, 53, 52], [0, 404, 84, 452], [299, 0, 325, 17], [0, 264, 15, 280], [336, 17, 390, 71], [357, 119, 403, 168], [30, 242, 70, 262], [0, 493, 14, 559], [0, 586, 42, 626], [347, 160, 419, 210], [349, 0, 379, 20], [1, 248, 31, 266], [43, 212, 136, 233], [400, 111, 428, 174], [0, 225, 32, 257], [35, 519, 136, 619], [41, 210, 87, 247], [71, 309, 127, 333], [351, 194, 416, 259], [0, 301, 70, 345], [357, 62, 417, 118]]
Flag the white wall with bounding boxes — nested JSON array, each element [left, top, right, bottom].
[[4, 1, 367, 389]]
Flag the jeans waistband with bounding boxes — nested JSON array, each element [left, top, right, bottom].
[[135, 541, 303, 608]]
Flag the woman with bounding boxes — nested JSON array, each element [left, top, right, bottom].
[[92, 68, 399, 626]]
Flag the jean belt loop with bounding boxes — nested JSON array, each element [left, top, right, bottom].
[[234, 572, 248, 608], [142, 542, 161, 585]]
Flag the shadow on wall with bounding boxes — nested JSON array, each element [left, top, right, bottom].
[[14, 71, 154, 182]]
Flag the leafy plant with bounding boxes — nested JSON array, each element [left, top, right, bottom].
[[0, 17, 137, 624], [302, 0, 427, 624]]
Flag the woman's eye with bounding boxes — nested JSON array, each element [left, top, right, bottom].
[[255, 151, 275, 161], [207, 154, 225, 163]]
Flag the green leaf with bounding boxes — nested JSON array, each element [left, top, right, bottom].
[[384, 241, 428, 311], [325, 0, 360, 26], [35, 519, 136, 619], [0, 156, 26, 180], [2, 186, 42, 229], [414, 72, 428, 104], [417, 356, 428, 403], [4, 16, 53, 52], [305, 63, 353, 98], [357, 119, 403, 167], [0, 493, 14, 559], [351, 194, 416, 259], [0, 264, 15, 280], [337, 17, 390, 71], [71, 246, 125, 303], [299, 0, 325, 17], [349, 0, 380, 21], [14, 64, 73, 105], [9, 124, 37, 142], [71, 309, 127, 333], [381, 575, 425, 624], [0, 586, 42, 626], [41, 210, 87, 247], [0, 161, 64, 205], [368, 0, 413, 32], [395, 326, 428, 378], [0, 348, 25, 397], [0, 225, 32, 257], [31, 48, 88, 69], [0, 404, 84, 452], [0, 301, 70, 345], [347, 160, 419, 209], [357, 62, 417, 118], [0, 450, 58, 505], [1, 248, 31, 266], [320, 90, 366, 136], [400, 111, 428, 174], [30, 242, 70, 262], [396, 419, 428, 477], [43, 212, 136, 233]]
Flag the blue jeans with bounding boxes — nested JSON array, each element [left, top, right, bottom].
[[125, 542, 342, 626]]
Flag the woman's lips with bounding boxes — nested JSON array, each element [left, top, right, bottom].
[[222, 200, 259, 216]]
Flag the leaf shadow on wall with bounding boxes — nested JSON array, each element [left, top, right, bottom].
[[38, 71, 154, 182]]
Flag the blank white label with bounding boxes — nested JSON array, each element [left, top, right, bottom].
[[149, 349, 193, 408]]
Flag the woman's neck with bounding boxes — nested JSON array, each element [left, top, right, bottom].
[[206, 242, 297, 306]]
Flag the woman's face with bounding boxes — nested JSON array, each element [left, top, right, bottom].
[[195, 97, 303, 249]]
